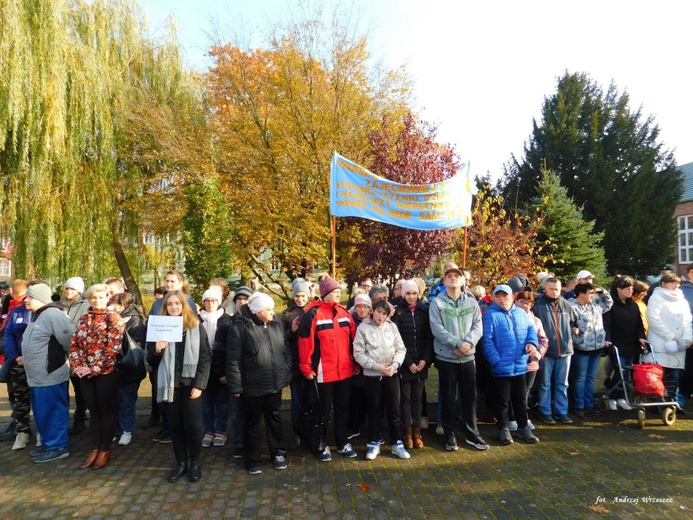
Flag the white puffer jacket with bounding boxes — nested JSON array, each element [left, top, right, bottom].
[[644, 287, 692, 369], [353, 319, 406, 377]]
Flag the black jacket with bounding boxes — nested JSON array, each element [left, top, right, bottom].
[[208, 313, 233, 389], [280, 303, 305, 377], [603, 289, 646, 359], [226, 306, 291, 397], [147, 323, 211, 390], [391, 297, 434, 382]]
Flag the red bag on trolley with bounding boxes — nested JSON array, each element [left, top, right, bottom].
[[632, 363, 665, 397]]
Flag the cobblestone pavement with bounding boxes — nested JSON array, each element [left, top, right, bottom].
[[0, 382, 691, 520]]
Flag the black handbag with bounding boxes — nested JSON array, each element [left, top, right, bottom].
[[116, 331, 145, 377], [293, 379, 327, 454]]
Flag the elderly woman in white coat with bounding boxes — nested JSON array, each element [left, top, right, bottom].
[[644, 272, 692, 409]]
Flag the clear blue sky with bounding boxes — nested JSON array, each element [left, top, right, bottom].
[[139, 0, 693, 180]]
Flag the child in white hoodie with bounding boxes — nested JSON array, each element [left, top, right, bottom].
[[353, 300, 408, 460]]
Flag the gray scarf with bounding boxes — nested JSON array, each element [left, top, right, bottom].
[[157, 326, 200, 403]]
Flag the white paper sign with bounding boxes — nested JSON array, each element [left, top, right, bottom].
[[146, 316, 184, 343]]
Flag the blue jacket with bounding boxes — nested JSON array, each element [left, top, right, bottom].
[[482, 303, 537, 377], [3, 304, 32, 361]]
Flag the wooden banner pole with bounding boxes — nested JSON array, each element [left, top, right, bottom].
[[462, 226, 468, 268]]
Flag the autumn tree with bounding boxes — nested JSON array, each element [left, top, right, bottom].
[[502, 72, 681, 275], [460, 184, 544, 288], [207, 7, 411, 299], [531, 167, 607, 282], [339, 114, 458, 288]]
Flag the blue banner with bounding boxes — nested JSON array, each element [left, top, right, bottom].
[[329, 152, 472, 230]]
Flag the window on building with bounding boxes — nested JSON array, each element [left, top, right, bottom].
[[0, 258, 11, 278], [678, 215, 693, 264]]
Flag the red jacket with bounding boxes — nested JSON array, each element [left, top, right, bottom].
[[298, 300, 355, 383]]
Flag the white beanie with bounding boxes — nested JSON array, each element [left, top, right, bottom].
[[64, 277, 85, 294], [400, 280, 419, 297], [247, 292, 275, 314], [202, 288, 222, 304]]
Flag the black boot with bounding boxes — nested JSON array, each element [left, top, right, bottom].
[[69, 416, 86, 435], [167, 463, 188, 483], [189, 461, 202, 482]]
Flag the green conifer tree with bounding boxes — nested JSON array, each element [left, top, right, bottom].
[[532, 167, 607, 282]]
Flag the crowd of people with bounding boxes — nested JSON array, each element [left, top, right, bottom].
[[0, 262, 691, 481]]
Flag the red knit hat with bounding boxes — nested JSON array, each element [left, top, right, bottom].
[[319, 277, 341, 299]]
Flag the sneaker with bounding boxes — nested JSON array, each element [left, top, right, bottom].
[[365, 441, 380, 460], [606, 399, 617, 411], [12, 432, 30, 450], [201, 433, 213, 448], [616, 399, 632, 411], [499, 428, 513, 446], [212, 433, 227, 447], [233, 447, 246, 459], [30, 445, 47, 458], [273, 454, 288, 470], [465, 434, 489, 451], [0, 423, 16, 441], [33, 447, 69, 463], [435, 425, 444, 436], [507, 420, 518, 432], [514, 425, 539, 444], [378, 438, 385, 445], [247, 466, 262, 475], [318, 446, 332, 462], [337, 443, 357, 459], [540, 414, 556, 425], [527, 420, 536, 430], [391, 440, 411, 459], [347, 430, 360, 440], [556, 414, 573, 424], [118, 432, 132, 446], [153, 430, 172, 444], [445, 433, 458, 451]]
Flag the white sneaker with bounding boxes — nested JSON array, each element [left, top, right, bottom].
[[12, 432, 29, 450], [365, 441, 380, 460], [616, 399, 632, 411], [118, 432, 132, 446], [435, 425, 444, 436], [606, 399, 617, 411], [508, 421, 518, 432], [390, 441, 411, 459], [527, 420, 536, 430]]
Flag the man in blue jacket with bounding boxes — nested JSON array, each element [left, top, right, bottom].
[[482, 285, 540, 445]]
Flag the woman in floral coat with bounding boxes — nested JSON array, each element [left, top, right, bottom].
[[70, 284, 124, 470]]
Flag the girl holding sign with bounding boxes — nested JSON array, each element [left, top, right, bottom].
[[147, 290, 211, 483]]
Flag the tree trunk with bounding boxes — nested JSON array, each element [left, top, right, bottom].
[[112, 222, 145, 313]]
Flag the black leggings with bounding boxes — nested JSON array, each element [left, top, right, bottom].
[[80, 371, 119, 451], [161, 387, 203, 465]]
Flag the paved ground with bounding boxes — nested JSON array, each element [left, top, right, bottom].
[[0, 379, 691, 520]]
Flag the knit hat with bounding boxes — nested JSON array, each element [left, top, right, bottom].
[[400, 280, 419, 297], [247, 292, 275, 314], [27, 283, 52, 305], [201, 288, 222, 304], [319, 277, 341, 299], [293, 281, 310, 296], [64, 277, 85, 294], [354, 294, 372, 309], [233, 286, 252, 302], [507, 274, 529, 293]]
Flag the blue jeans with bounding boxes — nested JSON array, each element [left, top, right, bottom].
[[31, 382, 69, 451], [118, 381, 141, 433], [202, 386, 229, 435], [539, 355, 571, 416], [571, 352, 601, 410]]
